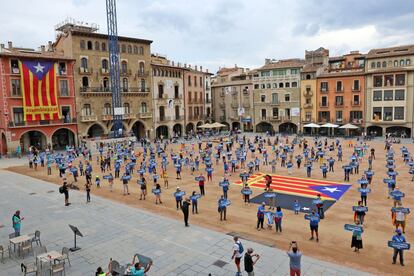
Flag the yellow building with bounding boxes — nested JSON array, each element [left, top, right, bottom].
[[54, 19, 153, 139]]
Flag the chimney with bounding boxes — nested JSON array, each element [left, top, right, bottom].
[[172, 61, 175, 66], [200, 66, 203, 72], [40, 45, 46, 52], [177, 62, 181, 67], [234, 64, 237, 68], [8, 41, 12, 49], [0, 44, 4, 50], [48, 41, 53, 51], [206, 69, 209, 73], [184, 63, 187, 68], [189, 64, 192, 69], [195, 65, 198, 71], [265, 58, 271, 64]]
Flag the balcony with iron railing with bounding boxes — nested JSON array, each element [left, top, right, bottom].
[[101, 114, 113, 121], [303, 90, 313, 97], [334, 102, 344, 107], [157, 116, 171, 123], [137, 112, 152, 119], [79, 67, 93, 74], [335, 86, 344, 93], [123, 113, 137, 120], [351, 100, 361, 107], [174, 115, 184, 121], [80, 86, 150, 94], [137, 70, 150, 77], [270, 100, 280, 106], [120, 69, 132, 77], [320, 87, 328, 93], [8, 118, 77, 128], [352, 86, 361, 92], [80, 115, 97, 122], [319, 102, 329, 108], [100, 68, 110, 75]]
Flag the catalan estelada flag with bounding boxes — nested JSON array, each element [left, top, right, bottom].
[[234, 172, 351, 201], [19, 60, 60, 121]]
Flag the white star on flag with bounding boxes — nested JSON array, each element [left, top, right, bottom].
[[33, 62, 45, 73], [323, 187, 341, 193]]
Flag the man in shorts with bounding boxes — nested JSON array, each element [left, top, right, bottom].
[[309, 210, 320, 242], [231, 236, 243, 276], [395, 209, 407, 233]]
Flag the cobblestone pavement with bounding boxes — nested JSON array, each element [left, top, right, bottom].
[[0, 170, 369, 275]]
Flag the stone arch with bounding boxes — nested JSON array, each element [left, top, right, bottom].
[[156, 125, 169, 138], [385, 126, 411, 138], [173, 124, 183, 137], [367, 125, 383, 137], [51, 128, 76, 150], [0, 132, 7, 156], [186, 123, 195, 133], [131, 120, 146, 139], [19, 130, 48, 151], [232, 121, 241, 131], [256, 122, 274, 133], [279, 122, 298, 134], [87, 123, 106, 138]]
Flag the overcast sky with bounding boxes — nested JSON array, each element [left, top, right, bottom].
[[1, 0, 414, 72]]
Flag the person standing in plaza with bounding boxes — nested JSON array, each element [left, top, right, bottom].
[[257, 203, 265, 230], [12, 210, 24, 237], [244, 248, 260, 276], [392, 229, 406, 266], [182, 198, 190, 227], [231, 236, 244, 276], [309, 210, 320, 242], [85, 182, 91, 203], [287, 241, 302, 276], [218, 195, 227, 221], [61, 181, 70, 206], [198, 174, 206, 196]]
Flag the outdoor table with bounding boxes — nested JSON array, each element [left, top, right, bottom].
[[113, 254, 152, 275], [9, 234, 31, 257], [37, 250, 63, 269]]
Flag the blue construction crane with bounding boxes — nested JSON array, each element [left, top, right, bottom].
[[106, 0, 123, 137]]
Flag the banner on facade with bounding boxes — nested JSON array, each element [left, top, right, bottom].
[[238, 107, 245, 116], [291, 107, 300, 116], [19, 60, 60, 121]]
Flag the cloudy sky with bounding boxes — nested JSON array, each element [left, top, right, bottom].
[[1, 0, 414, 72]]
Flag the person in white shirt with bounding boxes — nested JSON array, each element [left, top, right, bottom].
[[231, 236, 243, 276], [395, 210, 407, 233]]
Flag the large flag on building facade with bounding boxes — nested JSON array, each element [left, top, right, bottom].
[[19, 60, 60, 121]]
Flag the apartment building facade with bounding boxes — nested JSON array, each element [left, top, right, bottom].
[[0, 42, 77, 154], [252, 59, 304, 134], [151, 55, 186, 138], [54, 20, 153, 139], [300, 48, 329, 133], [316, 52, 365, 134], [183, 65, 211, 134], [365, 45, 414, 137], [211, 67, 254, 131]]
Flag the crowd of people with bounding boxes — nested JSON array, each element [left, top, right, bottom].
[[21, 131, 412, 274]]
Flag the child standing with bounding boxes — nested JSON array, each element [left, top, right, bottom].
[[293, 200, 300, 214], [95, 175, 100, 188]]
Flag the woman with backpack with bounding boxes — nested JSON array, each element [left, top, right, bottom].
[[231, 236, 244, 276]]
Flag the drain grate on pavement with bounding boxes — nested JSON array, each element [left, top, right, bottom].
[[29, 192, 37, 195], [212, 260, 228, 268], [47, 190, 55, 193]]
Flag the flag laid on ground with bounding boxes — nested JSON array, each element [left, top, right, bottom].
[[233, 172, 351, 212]]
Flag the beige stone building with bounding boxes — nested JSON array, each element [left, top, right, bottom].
[[54, 20, 153, 139], [151, 54, 186, 138], [252, 59, 304, 134], [300, 48, 329, 132], [365, 45, 414, 137], [211, 67, 254, 131]]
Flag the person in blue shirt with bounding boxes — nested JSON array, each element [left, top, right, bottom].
[[293, 200, 300, 215], [175, 187, 183, 210], [191, 191, 199, 214], [218, 195, 227, 221], [320, 163, 328, 178], [257, 203, 265, 230], [309, 210, 320, 242], [275, 206, 283, 233], [129, 254, 153, 276], [392, 229, 406, 266], [328, 157, 335, 172], [360, 184, 368, 206], [305, 162, 312, 177], [221, 178, 229, 199]]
